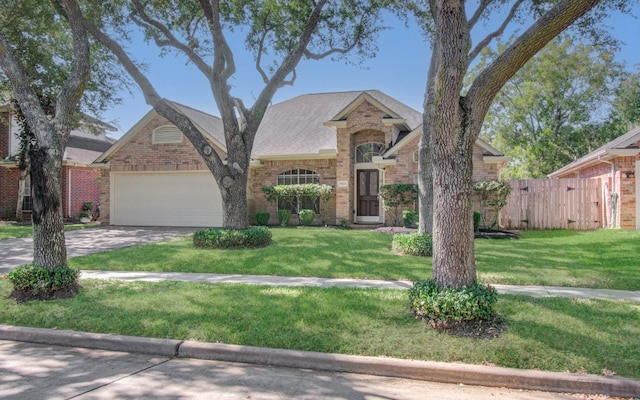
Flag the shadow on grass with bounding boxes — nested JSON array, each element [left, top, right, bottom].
[[497, 295, 640, 377]]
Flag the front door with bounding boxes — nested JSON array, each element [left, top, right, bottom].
[[357, 169, 379, 222]]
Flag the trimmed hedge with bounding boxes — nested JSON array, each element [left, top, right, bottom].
[[277, 209, 291, 226], [392, 232, 433, 256], [255, 212, 270, 226], [193, 226, 272, 249], [299, 209, 315, 226], [8, 264, 80, 296], [409, 280, 498, 322]]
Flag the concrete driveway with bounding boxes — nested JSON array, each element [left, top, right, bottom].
[[0, 226, 196, 273]]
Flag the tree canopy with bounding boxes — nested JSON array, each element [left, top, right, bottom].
[[475, 35, 632, 178], [82, 0, 387, 229]]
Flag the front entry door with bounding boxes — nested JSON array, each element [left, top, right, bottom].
[[357, 169, 379, 221]]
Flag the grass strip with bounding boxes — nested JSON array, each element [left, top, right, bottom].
[[0, 279, 638, 379], [68, 228, 640, 290], [0, 223, 100, 240]]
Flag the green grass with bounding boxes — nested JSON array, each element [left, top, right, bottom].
[[69, 228, 640, 290], [0, 279, 638, 379], [0, 223, 100, 240], [476, 229, 640, 290], [70, 228, 430, 281]]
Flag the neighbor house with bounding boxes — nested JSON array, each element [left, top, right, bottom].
[[0, 107, 116, 220], [92, 90, 508, 227], [549, 125, 640, 230]]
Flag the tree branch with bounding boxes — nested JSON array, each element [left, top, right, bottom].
[[467, 0, 492, 30], [467, 0, 601, 138], [130, 0, 213, 78], [53, 0, 91, 137], [468, 0, 525, 65], [82, 15, 227, 176]]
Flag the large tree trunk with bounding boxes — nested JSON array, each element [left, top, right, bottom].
[[219, 172, 249, 230], [30, 145, 67, 268], [430, 115, 477, 288]]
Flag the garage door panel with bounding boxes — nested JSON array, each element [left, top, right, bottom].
[[112, 172, 223, 227]]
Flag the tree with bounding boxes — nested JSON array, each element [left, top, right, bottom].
[[415, 0, 633, 289], [475, 36, 627, 178], [0, 0, 123, 276], [81, 0, 385, 230], [0, 0, 93, 270]]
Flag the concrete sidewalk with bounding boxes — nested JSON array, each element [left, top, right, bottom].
[[79, 270, 640, 302], [0, 339, 577, 400], [1, 326, 639, 399]]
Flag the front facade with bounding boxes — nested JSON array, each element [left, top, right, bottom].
[[94, 91, 507, 227], [0, 108, 115, 221], [549, 126, 640, 230]]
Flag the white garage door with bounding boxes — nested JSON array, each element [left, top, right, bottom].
[[111, 172, 223, 227]]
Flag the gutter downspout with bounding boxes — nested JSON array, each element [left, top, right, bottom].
[[68, 168, 72, 219], [598, 157, 617, 228]]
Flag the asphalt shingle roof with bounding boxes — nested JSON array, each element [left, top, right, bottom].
[[252, 90, 422, 157]]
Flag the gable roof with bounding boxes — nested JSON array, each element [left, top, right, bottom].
[[252, 90, 423, 158], [382, 125, 505, 159], [96, 90, 504, 162], [94, 101, 225, 163], [549, 126, 640, 178]]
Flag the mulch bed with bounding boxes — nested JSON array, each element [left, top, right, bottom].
[[7, 283, 80, 304], [426, 314, 508, 339]]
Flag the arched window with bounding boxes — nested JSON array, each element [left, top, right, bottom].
[[277, 169, 320, 213], [355, 143, 385, 163]]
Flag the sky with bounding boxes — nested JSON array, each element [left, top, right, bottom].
[[101, 4, 640, 139]]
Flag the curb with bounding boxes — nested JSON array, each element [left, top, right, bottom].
[[1, 325, 639, 398]]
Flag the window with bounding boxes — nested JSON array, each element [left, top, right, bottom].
[[152, 126, 183, 144], [277, 169, 320, 213], [22, 175, 32, 211], [355, 143, 385, 163]]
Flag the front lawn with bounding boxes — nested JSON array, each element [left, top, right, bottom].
[[69, 228, 640, 290], [0, 279, 638, 379], [0, 223, 100, 240]]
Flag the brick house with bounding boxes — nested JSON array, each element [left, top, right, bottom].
[[0, 107, 115, 221], [549, 126, 640, 230], [93, 90, 507, 227]]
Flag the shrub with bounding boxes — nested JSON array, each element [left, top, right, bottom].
[[299, 209, 315, 226], [193, 226, 272, 249], [392, 232, 433, 256], [8, 264, 80, 297], [409, 280, 498, 322], [81, 201, 93, 212], [277, 209, 291, 226], [473, 211, 482, 232], [255, 212, 270, 226], [339, 219, 350, 229], [378, 184, 418, 226], [402, 209, 417, 228]]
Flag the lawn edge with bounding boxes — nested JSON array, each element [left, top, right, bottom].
[[1, 324, 638, 398]]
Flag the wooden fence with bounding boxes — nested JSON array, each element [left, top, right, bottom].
[[500, 178, 601, 230]]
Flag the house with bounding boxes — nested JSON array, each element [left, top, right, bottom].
[[0, 107, 116, 221], [93, 90, 507, 227], [549, 126, 640, 230]]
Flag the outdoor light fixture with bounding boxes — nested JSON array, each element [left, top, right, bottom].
[[624, 171, 635, 178]]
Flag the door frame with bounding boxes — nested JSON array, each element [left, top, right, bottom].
[[354, 164, 381, 223]]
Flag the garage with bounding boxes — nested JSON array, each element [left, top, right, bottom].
[[111, 172, 223, 227]]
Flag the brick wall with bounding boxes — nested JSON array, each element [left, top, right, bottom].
[[0, 112, 9, 159], [0, 167, 20, 219], [248, 159, 337, 225], [63, 166, 102, 220], [99, 114, 225, 222]]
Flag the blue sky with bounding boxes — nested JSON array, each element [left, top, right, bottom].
[[102, 5, 640, 139]]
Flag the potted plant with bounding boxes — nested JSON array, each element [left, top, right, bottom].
[[79, 211, 91, 223]]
